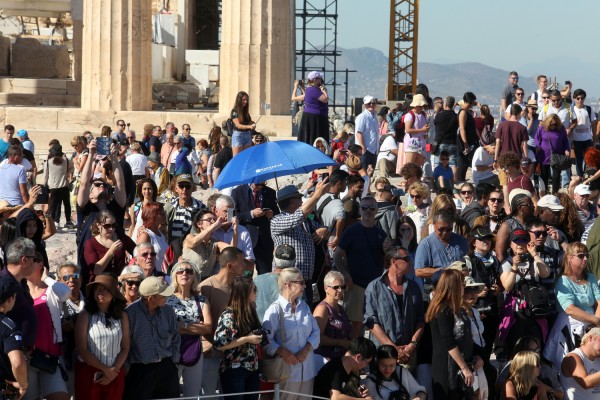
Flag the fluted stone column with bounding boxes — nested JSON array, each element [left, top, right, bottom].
[[219, 0, 292, 116], [81, 0, 152, 111]]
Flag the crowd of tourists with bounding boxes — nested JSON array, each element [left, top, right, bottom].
[[0, 71, 598, 400]]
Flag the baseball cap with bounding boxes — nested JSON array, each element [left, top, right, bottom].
[[574, 184, 592, 196], [16, 129, 28, 137], [175, 174, 194, 184], [139, 276, 175, 297], [520, 157, 532, 166], [0, 276, 19, 304], [465, 276, 485, 288], [537, 195, 564, 211], [307, 71, 322, 80], [510, 229, 530, 243], [274, 244, 296, 269], [363, 95, 375, 104]]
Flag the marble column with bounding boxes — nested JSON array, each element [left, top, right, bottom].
[[219, 0, 292, 116], [81, 0, 152, 111]]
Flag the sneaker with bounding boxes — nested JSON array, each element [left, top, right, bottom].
[[64, 222, 75, 229]]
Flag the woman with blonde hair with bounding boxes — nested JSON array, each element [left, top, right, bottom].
[[167, 261, 212, 398], [405, 181, 430, 243], [426, 268, 479, 399], [505, 351, 547, 400], [534, 113, 570, 194], [420, 194, 469, 240]]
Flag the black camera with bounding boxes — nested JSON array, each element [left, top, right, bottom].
[[252, 329, 270, 347]]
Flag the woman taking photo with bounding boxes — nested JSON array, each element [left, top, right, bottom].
[[263, 267, 320, 400], [136, 202, 168, 268], [167, 261, 212, 398], [231, 91, 256, 156], [84, 210, 136, 282], [298, 71, 329, 146], [361, 345, 427, 400], [74, 274, 130, 399], [214, 276, 263, 400], [182, 209, 238, 279], [535, 114, 570, 194], [26, 252, 71, 400], [313, 271, 352, 361], [426, 268, 480, 400], [127, 178, 157, 238]]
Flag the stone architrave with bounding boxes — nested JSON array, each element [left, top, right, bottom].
[[81, 0, 152, 111], [219, 0, 292, 117]]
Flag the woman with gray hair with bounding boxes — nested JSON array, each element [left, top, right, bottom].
[[118, 265, 144, 305], [166, 261, 212, 398], [262, 267, 320, 400], [312, 271, 351, 361]]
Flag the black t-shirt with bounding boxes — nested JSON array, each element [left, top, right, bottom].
[[119, 159, 134, 206], [148, 136, 162, 154], [0, 313, 23, 382], [0, 269, 36, 348], [214, 147, 233, 170], [22, 149, 34, 163], [313, 357, 351, 398], [434, 109, 459, 145]]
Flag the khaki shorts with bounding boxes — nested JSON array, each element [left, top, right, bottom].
[[345, 285, 366, 323]]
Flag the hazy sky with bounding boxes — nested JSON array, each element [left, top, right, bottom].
[[336, 0, 600, 95]]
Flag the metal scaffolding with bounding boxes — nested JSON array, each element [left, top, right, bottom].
[[295, 0, 354, 118], [387, 0, 419, 101]]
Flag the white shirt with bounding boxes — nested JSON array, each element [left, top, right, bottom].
[[125, 153, 148, 175], [506, 102, 527, 126], [355, 109, 379, 154], [539, 103, 575, 128], [0, 158, 32, 171], [471, 147, 495, 183], [376, 135, 398, 163], [572, 105, 596, 142], [211, 224, 255, 261]]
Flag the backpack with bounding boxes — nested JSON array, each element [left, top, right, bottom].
[[313, 194, 336, 228], [393, 110, 416, 143], [519, 279, 554, 318], [225, 118, 235, 137]]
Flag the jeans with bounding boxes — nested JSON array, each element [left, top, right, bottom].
[[573, 140, 592, 177], [220, 367, 260, 400]]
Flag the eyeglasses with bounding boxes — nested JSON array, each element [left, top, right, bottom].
[[510, 76, 519, 80], [102, 223, 116, 230], [178, 183, 192, 190], [410, 194, 421, 199], [288, 280, 306, 286], [62, 273, 80, 281], [360, 205, 377, 211], [93, 182, 108, 188], [529, 230, 548, 238], [574, 253, 589, 259], [176, 268, 194, 275], [489, 197, 504, 203], [140, 251, 157, 258], [200, 218, 216, 223], [461, 190, 473, 195], [125, 280, 140, 287], [393, 255, 412, 262], [327, 284, 347, 291]]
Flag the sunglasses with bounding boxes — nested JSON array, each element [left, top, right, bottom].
[[542, 96, 549, 99], [551, 99, 562, 103], [574, 253, 589, 259], [515, 93, 524, 96], [176, 268, 194, 275], [125, 280, 140, 287], [512, 238, 529, 244], [183, 128, 191, 131], [102, 223, 116, 230], [93, 182, 108, 188], [461, 190, 473, 195], [178, 183, 192, 190], [361, 205, 377, 211], [62, 273, 80, 281], [529, 230, 548, 238], [489, 197, 504, 203], [410, 194, 421, 199], [437, 227, 453, 233], [393, 255, 411, 262], [126, 136, 134, 139], [118, 124, 125, 127], [140, 251, 157, 258], [366, 102, 377, 106], [327, 284, 347, 290]]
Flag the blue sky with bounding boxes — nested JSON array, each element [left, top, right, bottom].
[[336, 0, 600, 95]]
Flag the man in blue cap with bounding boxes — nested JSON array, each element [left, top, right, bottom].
[[16, 129, 34, 154]]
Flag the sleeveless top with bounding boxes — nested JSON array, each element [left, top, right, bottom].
[[561, 348, 600, 399], [82, 312, 122, 366], [313, 301, 351, 359], [34, 289, 61, 357]]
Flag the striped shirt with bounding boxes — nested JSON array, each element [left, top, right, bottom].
[[82, 312, 123, 366], [168, 198, 205, 240]]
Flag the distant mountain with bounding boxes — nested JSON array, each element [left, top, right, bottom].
[[331, 47, 537, 105]]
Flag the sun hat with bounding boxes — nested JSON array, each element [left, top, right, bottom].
[[86, 274, 126, 301], [346, 154, 362, 171], [470, 226, 493, 240], [410, 94, 428, 107], [276, 185, 303, 202]]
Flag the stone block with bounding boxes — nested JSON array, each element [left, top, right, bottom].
[[0, 36, 10, 76], [5, 107, 58, 130], [12, 43, 70, 79], [153, 82, 200, 104]]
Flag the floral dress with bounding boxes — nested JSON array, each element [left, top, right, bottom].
[[214, 308, 259, 372]]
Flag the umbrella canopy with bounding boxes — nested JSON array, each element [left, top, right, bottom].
[[214, 140, 337, 190]]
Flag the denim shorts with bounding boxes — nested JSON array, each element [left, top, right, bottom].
[[435, 143, 458, 167], [232, 131, 252, 147]]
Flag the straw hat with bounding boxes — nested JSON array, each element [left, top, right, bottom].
[[410, 94, 428, 107]]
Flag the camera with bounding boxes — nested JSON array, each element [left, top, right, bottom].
[[252, 328, 270, 346]]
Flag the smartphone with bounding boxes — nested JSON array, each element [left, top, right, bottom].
[[321, 173, 330, 180], [227, 208, 235, 222], [93, 371, 104, 383], [36, 185, 49, 204], [96, 137, 111, 156], [261, 208, 271, 212]]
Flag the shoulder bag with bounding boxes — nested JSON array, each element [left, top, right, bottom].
[[179, 296, 203, 366], [260, 303, 291, 383], [546, 134, 571, 171]]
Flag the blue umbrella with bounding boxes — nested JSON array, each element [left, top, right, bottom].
[[214, 140, 336, 189]]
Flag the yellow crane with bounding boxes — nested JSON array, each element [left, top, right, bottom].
[[387, 0, 419, 101]]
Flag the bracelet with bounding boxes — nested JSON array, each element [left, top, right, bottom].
[[410, 340, 418, 348], [510, 268, 518, 274]]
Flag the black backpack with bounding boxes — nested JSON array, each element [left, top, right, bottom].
[[518, 279, 554, 318], [313, 194, 335, 228], [225, 118, 235, 137]]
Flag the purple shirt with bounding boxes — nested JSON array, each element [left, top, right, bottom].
[[303, 86, 328, 116], [534, 125, 570, 165]]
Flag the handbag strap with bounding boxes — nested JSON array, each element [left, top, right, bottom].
[[276, 303, 286, 344], [546, 134, 555, 153]]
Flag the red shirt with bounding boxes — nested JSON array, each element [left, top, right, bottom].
[[84, 236, 135, 281], [507, 174, 534, 195]]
